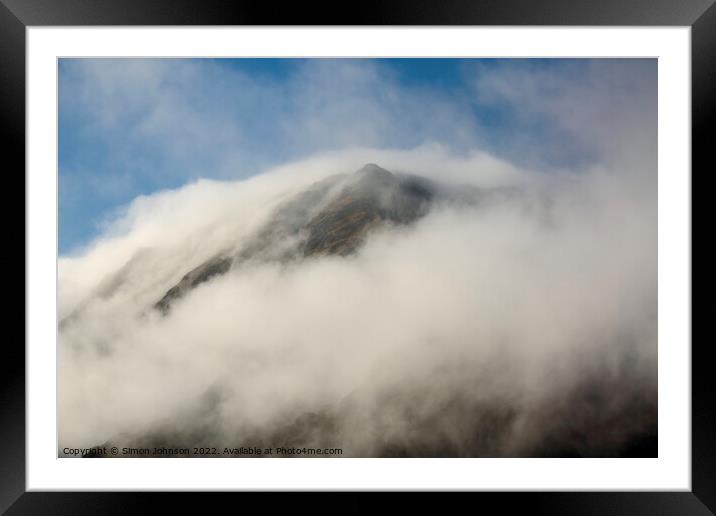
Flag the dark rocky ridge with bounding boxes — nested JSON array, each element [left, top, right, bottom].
[[155, 164, 436, 313]]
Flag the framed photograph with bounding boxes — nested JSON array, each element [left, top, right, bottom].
[[4, 0, 711, 512]]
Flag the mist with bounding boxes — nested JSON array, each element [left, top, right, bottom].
[[58, 59, 656, 457]]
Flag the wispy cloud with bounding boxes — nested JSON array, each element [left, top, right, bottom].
[[60, 58, 656, 253]]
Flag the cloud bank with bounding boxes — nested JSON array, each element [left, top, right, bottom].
[[58, 59, 657, 457]]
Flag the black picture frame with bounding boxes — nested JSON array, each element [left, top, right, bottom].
[[2, 0, 711, 512]]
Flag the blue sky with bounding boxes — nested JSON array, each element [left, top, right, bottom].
[[58, 58, 656, 254]]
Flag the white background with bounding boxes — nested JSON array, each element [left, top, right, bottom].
[[26, 27, 691, 491]]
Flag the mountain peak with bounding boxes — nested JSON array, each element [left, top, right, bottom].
[[356, 163, 392, 178], [154, 164, 435, 312], [357, 163, 384, 172], [352, 163, 397, 192]]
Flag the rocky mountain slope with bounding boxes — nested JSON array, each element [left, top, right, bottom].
[[154, 164, 439, 313]]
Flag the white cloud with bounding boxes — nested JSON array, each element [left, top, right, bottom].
[[58, 143, 656, 456]]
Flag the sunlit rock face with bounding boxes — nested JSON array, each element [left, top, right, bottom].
[[155, 164, 440, 313]]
